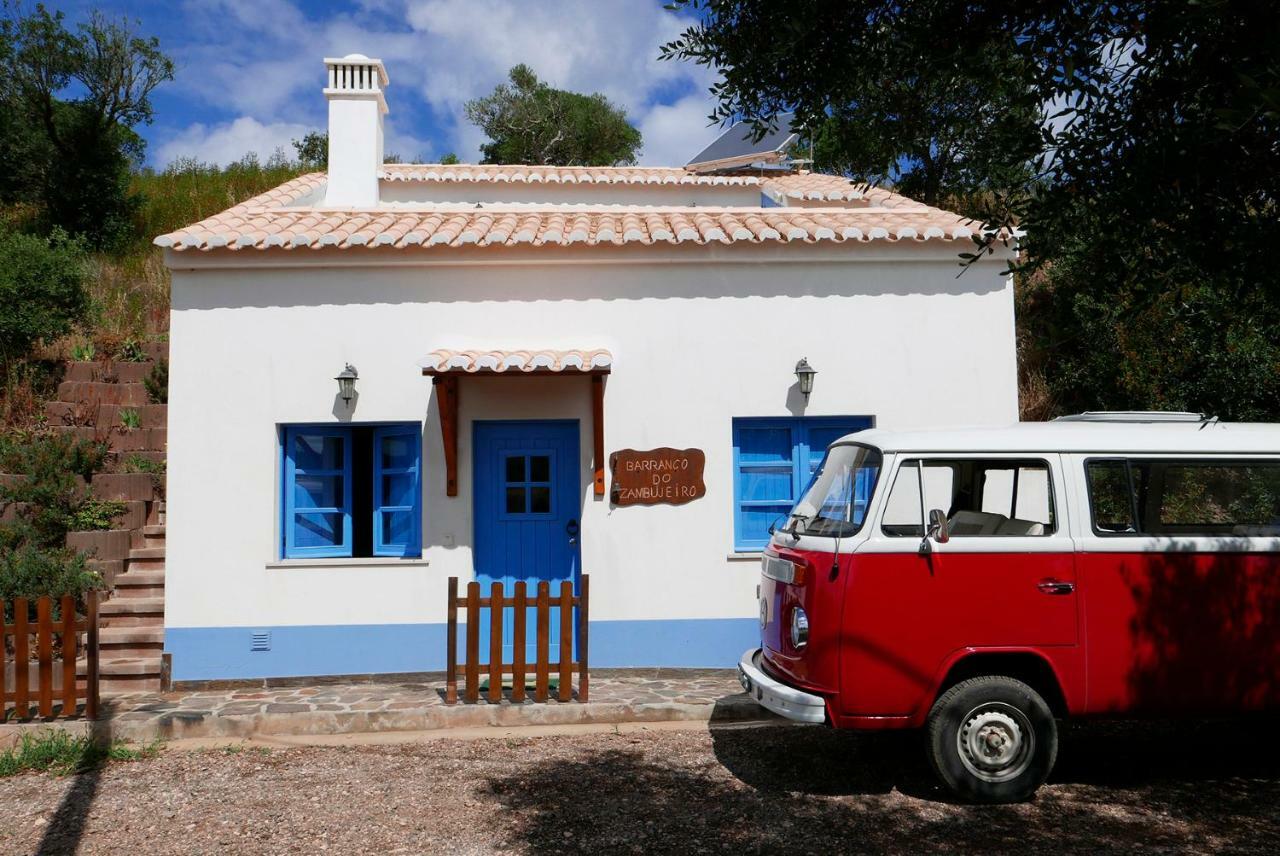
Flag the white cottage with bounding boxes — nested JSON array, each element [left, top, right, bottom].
[[156, 55, 1017, 682]]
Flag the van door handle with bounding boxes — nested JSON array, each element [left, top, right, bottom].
[[1037, 580, 1075, 595]]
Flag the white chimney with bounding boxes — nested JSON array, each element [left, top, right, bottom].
[[323, 54, 389, 207]]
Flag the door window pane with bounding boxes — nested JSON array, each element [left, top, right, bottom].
[[506, 487, 526, 514], [530, 486, 551, 514], [505, 455, 525, 483], [529, 455, 551, 483]]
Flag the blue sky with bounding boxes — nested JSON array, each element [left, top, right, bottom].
[[52, 0, 723, 168]]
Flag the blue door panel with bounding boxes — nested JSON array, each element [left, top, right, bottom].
[[474, 421, 581, 664]]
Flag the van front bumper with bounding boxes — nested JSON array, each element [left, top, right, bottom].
[[737, 648, 827, 724]]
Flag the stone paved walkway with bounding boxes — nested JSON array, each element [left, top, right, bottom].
[[3, 671, 769, 745]]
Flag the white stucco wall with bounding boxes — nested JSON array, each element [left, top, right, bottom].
[[162, 241, 1016, 675]]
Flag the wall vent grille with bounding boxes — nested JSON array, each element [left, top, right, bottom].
[[251, 631, 271, 652]]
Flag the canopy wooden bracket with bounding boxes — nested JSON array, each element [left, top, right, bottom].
[[426, 369, 605, 499], [592, 374, 605, 498], [434, 375, 459, 497]]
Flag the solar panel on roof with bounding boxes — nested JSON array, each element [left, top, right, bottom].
[[685, 113, 800, 172]]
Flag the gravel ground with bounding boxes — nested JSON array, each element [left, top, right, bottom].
[[3, 718, 1278, 855]]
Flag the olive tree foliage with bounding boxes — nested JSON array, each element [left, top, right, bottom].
[[292, 131, 328, 169], [0, 3, 174, 249], [0, 228, 88, 369], [663, 1, 1280, 419], [465, 64, 642, 166]]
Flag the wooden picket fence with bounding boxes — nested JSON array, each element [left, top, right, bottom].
[[446, 576, 589, 704], [2, 592, 100, 721]]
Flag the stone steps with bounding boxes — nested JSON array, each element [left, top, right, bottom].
[[53, 353, 169, 694], [113, 569, 165, 598]]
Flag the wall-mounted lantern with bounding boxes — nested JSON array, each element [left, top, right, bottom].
[[335, 363, 358, 406], [794, 358, 817, 403]]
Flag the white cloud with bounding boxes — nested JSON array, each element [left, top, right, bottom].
[[156, 116, 312, 167], [158, 0, 721, 166], [402, 0, 716, 161], [638, 93, 721, 167]]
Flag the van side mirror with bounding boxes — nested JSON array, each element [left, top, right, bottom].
[[928, 508, 950, 544]]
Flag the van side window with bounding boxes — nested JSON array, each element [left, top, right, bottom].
[[1090, 458, 1280, 536], [882, 459, 1055, 537], [1085, 460, 1137, 533]]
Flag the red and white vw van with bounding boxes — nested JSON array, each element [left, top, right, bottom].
[[738, 413, 1280, 802]]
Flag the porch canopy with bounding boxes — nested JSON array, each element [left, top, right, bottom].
[[420, 348, 612, 498]]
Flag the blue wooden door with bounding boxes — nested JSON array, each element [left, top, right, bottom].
[[474, 420, 581, 663]]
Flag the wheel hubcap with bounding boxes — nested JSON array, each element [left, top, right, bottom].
[[957, 702, 1035, 783]]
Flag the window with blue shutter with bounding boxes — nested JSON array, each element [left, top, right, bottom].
[[284, 427, 353, 558], [731, 416, 874, 551], [282, 423, 422, 560], [373, 426, 422, 556]]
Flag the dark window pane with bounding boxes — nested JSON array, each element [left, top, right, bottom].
[[380, 434, 414, 469], [1087, 461, 1135, 533], [294, 512, 343, 548], [530, 455, 551, 483], [505, 455, 525, 483], [505, 487, 526, 514], [1146, 462, 1280, 534], [530, 486, 551, 514], [294, 434, 344, 470]]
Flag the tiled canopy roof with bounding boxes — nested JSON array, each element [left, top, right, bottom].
[[420, 349, 613, 374], [154, 167, 982, 252]]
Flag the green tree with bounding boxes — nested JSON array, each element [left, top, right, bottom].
[[465, 64, 642, 166], [0, 229, 89, 369], [663, 1, 1280, 420], [292, 131, 328, 169], [439, 152, 460, 165], [0, 3, 174, 249]]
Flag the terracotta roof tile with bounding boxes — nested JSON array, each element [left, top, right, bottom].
[[155, 167, 985, 253], [420, 348, 613, 374]]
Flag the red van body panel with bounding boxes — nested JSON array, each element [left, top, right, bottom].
[[760, 544, 1088, 727], [1080, 551, 1280, 714]]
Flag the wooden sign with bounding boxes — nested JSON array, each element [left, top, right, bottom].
[[609, 448, 706, 506]]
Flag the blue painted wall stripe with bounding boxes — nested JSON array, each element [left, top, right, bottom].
[[165, 617, 759, 681]]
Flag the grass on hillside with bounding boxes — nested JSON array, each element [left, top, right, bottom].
[[0, 728, 163, 777]]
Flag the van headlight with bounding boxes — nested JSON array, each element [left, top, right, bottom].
[[790, 607, 809, 649]]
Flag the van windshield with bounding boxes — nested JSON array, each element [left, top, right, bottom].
[[789, 444, 882, 538]]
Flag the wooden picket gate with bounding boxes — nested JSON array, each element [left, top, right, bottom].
[[2, 592, 100, 721], [446, 576, 588, 704]]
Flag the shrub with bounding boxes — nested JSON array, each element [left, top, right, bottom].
[[0, 542, 102, 603], [0, 229, 90, 370], [0, 430, 110, 548], [116, 337, 146, 362], [67, 498, 126, 531], [144, 359, 167, 404], [118, 408, 140, 429]]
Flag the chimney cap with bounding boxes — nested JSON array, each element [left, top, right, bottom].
[[323, 54, 390, 89]]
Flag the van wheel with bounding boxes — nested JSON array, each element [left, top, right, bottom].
[[926, 675, 1057, 803]]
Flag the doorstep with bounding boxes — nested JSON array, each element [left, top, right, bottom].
[[0, 672, 776, 747]]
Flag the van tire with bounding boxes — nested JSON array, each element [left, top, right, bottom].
[[926, 675, 1057, 803]]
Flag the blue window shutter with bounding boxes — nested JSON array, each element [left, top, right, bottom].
[[732, 418, 798, 551], [283, 426, 353, 559], [373, 425, 422, 557], [731, 416, 874, 551]]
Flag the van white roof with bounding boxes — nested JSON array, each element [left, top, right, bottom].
[[837, 421, 1280, 455]]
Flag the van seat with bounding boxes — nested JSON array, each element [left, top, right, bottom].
[[996, 518, 1046, 537], [948, 510, 1007, 536], [1232, 524, 1280, 537]]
